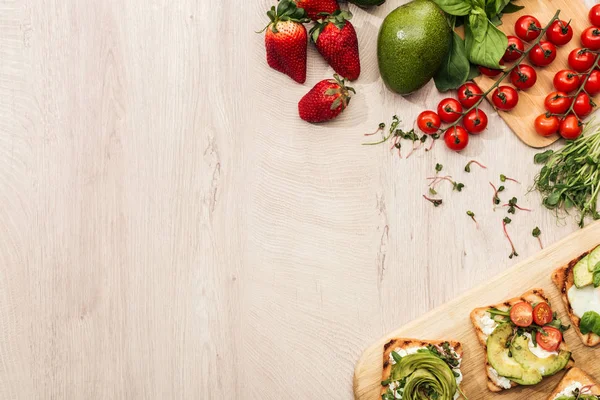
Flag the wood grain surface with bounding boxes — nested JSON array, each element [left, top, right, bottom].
[[0, 0, 597, 399], [474, 0, 597, 148], [354, 221, 600, 400]]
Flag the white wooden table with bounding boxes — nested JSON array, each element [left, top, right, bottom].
[[0, 0, 595, 398]]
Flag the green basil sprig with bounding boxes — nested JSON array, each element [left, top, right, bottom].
[[580, 311, 600, 336]]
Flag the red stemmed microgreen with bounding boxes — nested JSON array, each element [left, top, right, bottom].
[[489, 182, 505, 205], [532, 227, 543, 249], [464, 160, 487, 173], [503, 217, 519, 259], [504, 197, 532, 213], [423, 195, 443, 207], [467, 211, 479, 229], [500, 174, 520, 184]]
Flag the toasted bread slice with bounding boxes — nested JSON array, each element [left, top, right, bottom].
[[381, 338, 463, 398], [470, 288, 574, 392], [552, 248, 600, 347], [548, 367, 600, 399]]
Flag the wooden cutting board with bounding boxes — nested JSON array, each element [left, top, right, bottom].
[[353, 220, 600, 400], [474, 0, 598, 148]]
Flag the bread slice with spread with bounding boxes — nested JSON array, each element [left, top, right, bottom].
[[552, 245, 600, 347], [470, 288, 573, 392], [381, 338, 465, 400], [547, 367, 600, 399]]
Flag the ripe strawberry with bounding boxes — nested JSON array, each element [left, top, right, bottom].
[[310, 10, 360, 81], [298, 74, 355, 122], [260, 1, 310, 83], [294, 0, 339, 21]]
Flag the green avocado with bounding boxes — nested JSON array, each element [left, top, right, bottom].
[[574, 254, 593, 288], [487, 323, 541, 384], [388, 351, 457, 400], [510, 334, 571, 378], [348, 0, 385, 6], [587, 245, 600, 272], [377, 0, 451, 95]]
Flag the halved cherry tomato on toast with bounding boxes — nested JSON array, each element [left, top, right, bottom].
[[536, 326, 562, 352], [533, 302, 553, 326], [510, 301, 534, 327]]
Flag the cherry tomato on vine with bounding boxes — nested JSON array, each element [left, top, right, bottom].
[[437, 98, 463, 123], [584, 70, 600, 96], [503, 36, 525, 62], [443, 126, 469, 151], [590, 4, 600, 27], [478, 60, 504, 77], [457, 83, 483, 108], [416, 110, 441, 135], [544, 91, 572, 115], [553, 69, 581, 92], [559, 114, 583, 140], [568, 48, 597, 72], [529, 41, 557, 67], [462, 109, 488, 134], [492, 86, 519, 111], [546, 20, 573, 46], [581, 26, 600, 51], [573, 92, 595, 118], [534, 113, 560, 137], [536, 327, 562, 352], [510, 64, 537, 90], [515, 15, 542, 42], [533, 302, 553, 326], [510, 302, 533, 327]]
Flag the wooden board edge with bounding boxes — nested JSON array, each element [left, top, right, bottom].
[[353, 219, 600, 399]]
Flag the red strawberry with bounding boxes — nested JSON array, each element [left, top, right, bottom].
[[310, 10, 360, 81], [294, 0, 339, 21], [260, 1, 310, 83], [298, 74, 355, 122]]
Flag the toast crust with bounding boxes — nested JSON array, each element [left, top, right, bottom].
[[470, 288, 574, 392], [381, 338, 463, 397], [552, 247, 600, 347], [547, 367, 600, 399]]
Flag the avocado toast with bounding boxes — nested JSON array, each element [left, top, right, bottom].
[[381, 338, 464, 400], [470, 289, 573, 392], [552, 245, 600, 347], [548, 367, 600, 399]]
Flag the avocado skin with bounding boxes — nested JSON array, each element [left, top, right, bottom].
[[348, 0, 386, 6], [377, 0, 451, 95], [510, 335, 571, 378]]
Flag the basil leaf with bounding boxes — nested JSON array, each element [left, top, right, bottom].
[[465, 19, 507, 68], [432, 0, 473, 16], [579, 311, 600, 335], [434, 32, 470, 91], [502, 2, 525, 14], [468, 63, 481, 79], [469, 9, 488, 43], [485, 0, 510, 18]]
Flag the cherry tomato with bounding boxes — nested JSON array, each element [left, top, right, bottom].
[[581, 26, 600, 51], [568, 48, 597, 72], [544, 91, 572, 115], [546, 20, 573, 46], [510, 64, 537, 90], [590, 4, 600, 27], [553, 69, 581, 93], [536, 327, 562, 352], [416, 110, 441, 135], [437, 98, 463, 123], [457, 83, 483, 108], [479, 60, 505, 77], [492, 86, 519, 111], [573, 92, 595, 118], [532, 302, 553, 326], [584, 70, 600, 96], [559, 114, 583, 140], [529, 41, 557, 67], [462, 109, 488, 134], [444, 126, 469, 151], [510, 302, 534, 327], [503, 36, 525, 62], [535, 113, 560, 137], [515, 15, 542, 42]]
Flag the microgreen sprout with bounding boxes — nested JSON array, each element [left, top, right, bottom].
[[500, 174, 520, 184], [503, 217, 519, 259], [423, 195, 443, 207], [467, 211, 479, 229], [504, 197, 532, 214], [464, 160, 487, 173], [532, 227, 543, 249]]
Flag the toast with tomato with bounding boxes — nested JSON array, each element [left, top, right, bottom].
[[552, 245, 600, 347], [470, 288, 573, 392], [547, 367, 600, 399], [381, 338, 465, 400]]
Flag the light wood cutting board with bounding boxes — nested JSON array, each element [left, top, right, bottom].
[[474, 0, 599, 148], [354, 220, 600, 400]]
